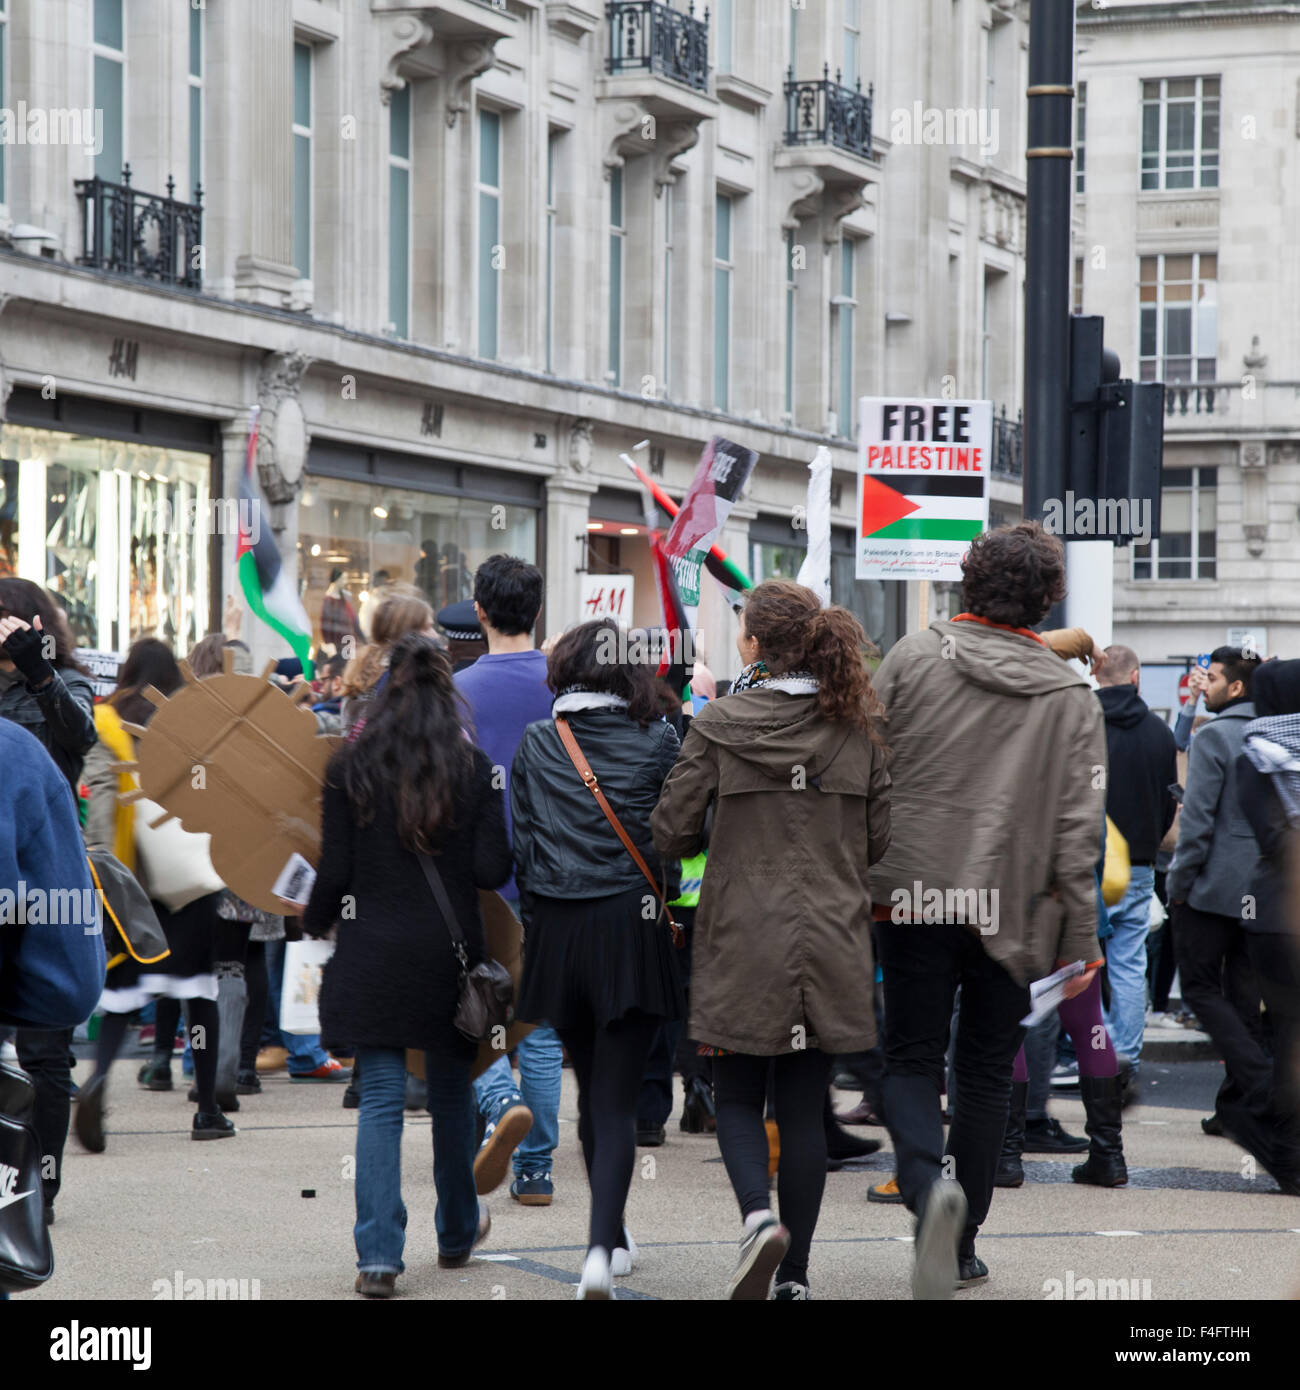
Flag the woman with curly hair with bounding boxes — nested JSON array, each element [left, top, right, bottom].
[[652, 580, 892, 1301]]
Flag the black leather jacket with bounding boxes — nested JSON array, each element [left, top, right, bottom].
[[0, 667, 97, 791], [510, 707, 681, 904]]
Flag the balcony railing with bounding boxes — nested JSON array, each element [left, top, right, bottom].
[[606, 1, 710, 93], [74, 166, 203, 290], [992, 405, 1023, 480], [785, 64, 874, 160], [1164, 381, 1223, 417]]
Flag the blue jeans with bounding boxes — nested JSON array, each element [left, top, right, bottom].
[[353, 1046, 480, 1273], [1102, 864, 1155, 1071], [265, 939, 330, 1074], [474, 1024, 564, 1177]]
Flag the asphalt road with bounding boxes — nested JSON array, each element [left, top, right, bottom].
[[18, 1038, 1300, 1303]]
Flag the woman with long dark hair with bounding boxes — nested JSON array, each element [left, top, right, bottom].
[[303, 634, 511, 1297], [510, 619, 684, 1299], [652, 581, 892, 1300]]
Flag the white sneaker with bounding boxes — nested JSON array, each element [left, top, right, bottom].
[[611, 1229, 638, 1277], [577, 1246, 612, 1300]]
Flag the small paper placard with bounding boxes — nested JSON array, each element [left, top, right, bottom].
[[272, 852, 317, 908], [1020, 959, 1086, 1027]]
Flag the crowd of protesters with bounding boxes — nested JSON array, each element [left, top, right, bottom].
[[2, 523, 1299, 1303]]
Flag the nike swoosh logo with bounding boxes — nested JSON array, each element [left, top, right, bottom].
[[0, 1188, 36, 1213]]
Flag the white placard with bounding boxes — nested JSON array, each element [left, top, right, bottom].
[[856, 397, 992, 582]]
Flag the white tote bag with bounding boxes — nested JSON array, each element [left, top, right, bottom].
[[133, 798, 224, 913], [279, 938, 335, 1035]]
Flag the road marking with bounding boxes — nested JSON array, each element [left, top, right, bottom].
[[477, 1254, 520, 1262], [1093, 1230, 1142, 1237]]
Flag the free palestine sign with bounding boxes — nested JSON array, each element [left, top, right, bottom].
[[855, 397, 992, 582]]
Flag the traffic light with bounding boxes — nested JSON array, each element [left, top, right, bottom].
[[1068, 315, 1165, 543]]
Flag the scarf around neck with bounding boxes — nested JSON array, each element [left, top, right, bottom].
[[730, 660, 819, 696], [1243, 714, 1300, 827]]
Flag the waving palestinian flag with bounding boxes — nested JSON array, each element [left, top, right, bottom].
[[236, 406, 315, 679]]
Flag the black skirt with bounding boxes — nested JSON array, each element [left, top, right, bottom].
[[147, 892, 222, 1001], [517, 887, 685, 1031]]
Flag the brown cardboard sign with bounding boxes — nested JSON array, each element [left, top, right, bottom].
[[129, 662, 339, 914]]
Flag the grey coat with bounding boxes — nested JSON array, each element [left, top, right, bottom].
[[1167, 701, 1258, 919]]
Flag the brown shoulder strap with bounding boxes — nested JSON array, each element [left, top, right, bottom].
[[554, 716, 683, 947]]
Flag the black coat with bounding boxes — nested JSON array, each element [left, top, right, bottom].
[[1097, 685, 1177, 863], [1236, 755, 1294, 936], [302, 747, 511, 1058], [510, 709, 681, 905]]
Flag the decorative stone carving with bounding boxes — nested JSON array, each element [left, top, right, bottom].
[[981, 184, 1024, 252], [380, 16, 434, 105], [776, 168, 827, 228], [568, 418, 594, 474], [1239, 442, 1266, 469], [1242, 335, 1268, 375], [446, 42, 498, 128], [1244, 523, 1267, 557], [256, 351, 314, 526]]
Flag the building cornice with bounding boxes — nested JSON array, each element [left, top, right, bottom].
[[0, 252, 856, 463], [1077, 1, 1300, 31]]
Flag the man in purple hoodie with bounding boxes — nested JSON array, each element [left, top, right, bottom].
[[454, 556, 563, 1206]]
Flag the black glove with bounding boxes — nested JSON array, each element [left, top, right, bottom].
[[1, 623, 55, 688]]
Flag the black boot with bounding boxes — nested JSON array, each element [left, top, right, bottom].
[[680, 1075, 715, 1133], [824, 1091, 881, 1167], [1071, 1075, 1128, 1186], [995, 1080, 1026, 1187]]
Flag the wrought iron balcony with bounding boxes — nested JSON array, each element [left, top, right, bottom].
[[606, 1, 709, 94], [992, 405, 1023, 480], [785, 64, 874, 160], [74, 166, 203, 290]]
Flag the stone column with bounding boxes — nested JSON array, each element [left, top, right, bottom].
[[208, 3, 298, 306]]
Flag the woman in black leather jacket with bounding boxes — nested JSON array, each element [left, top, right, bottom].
[[0, 578, 97, 792], [0, 578, 99, 1225], [511, 618, 684, 1299]]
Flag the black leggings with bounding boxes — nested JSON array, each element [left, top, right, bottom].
[[558, 1012, 661, 1255], [713, 1048, 833, 1286], [153, 997, 220, 1113]]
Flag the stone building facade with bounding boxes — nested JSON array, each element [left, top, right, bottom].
[[0, 0, 1029, 676], [1075, 0, 1300, 683]]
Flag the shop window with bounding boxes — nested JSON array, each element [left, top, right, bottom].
[[297, 475, 539, 652], [0, 424, 211, 654]]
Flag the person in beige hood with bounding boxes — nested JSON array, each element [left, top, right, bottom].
[[652, 580, 891, 1302], [867, 522, 1106, 1301]]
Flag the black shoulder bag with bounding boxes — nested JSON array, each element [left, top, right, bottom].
[[0, 923, 56, 1292], [416, 853, 514, 1044]]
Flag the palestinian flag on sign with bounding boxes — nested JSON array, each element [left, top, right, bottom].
[[662, 436, 759, 607], [859, 473, 986, 544], [649, 531, 691, 697], [236, 406, 315, 679]]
